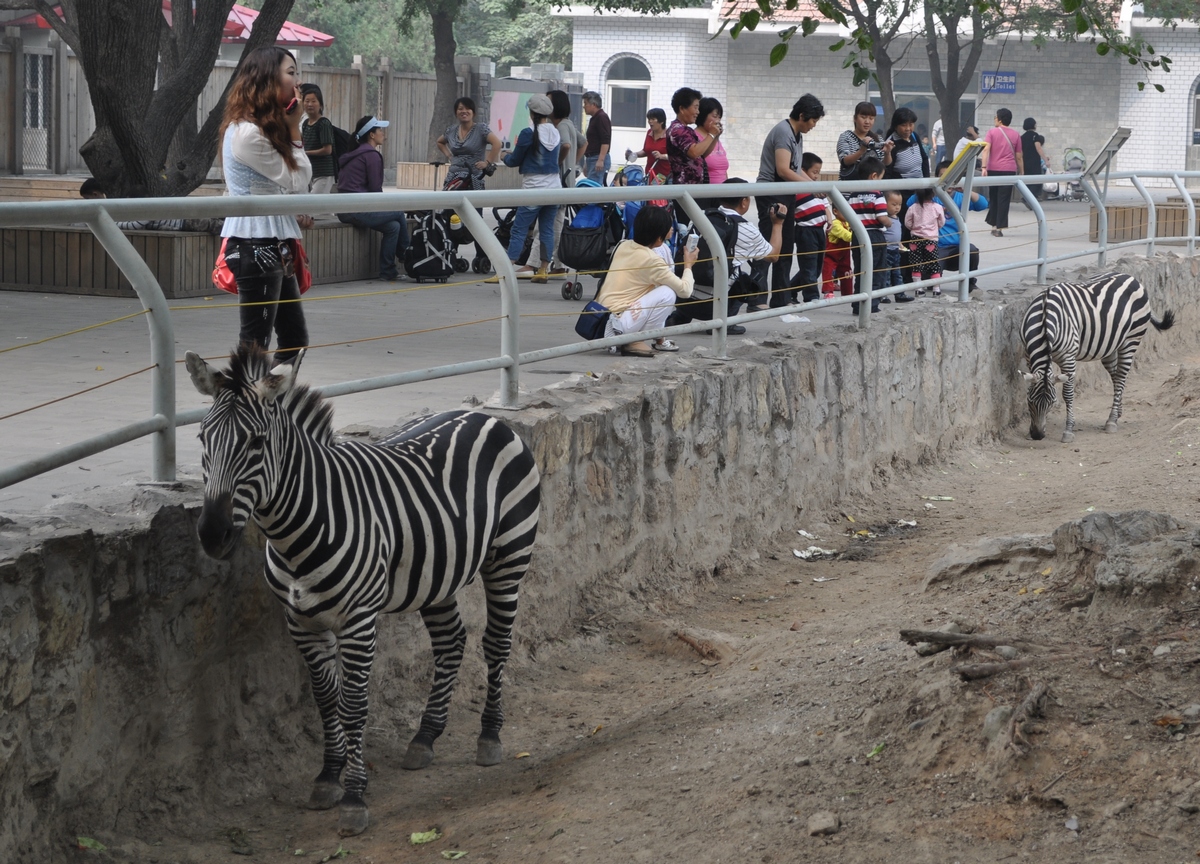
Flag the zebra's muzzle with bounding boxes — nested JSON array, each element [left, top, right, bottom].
[[197, 493, 242, 560]]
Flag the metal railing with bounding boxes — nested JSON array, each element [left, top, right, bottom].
[[1, 153, 1198, 491]]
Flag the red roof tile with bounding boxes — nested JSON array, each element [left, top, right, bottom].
[[718, 0, 834, 24]]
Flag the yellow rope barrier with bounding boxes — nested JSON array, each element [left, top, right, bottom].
[[0, 364, 155, 423], [0, 309, 150, 356]]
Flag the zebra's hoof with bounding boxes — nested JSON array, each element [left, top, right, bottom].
[[338, 798, 369, 837], [401, 740, 435, 771], [1104, 422, 1118, 433], [1061, 431, 1076, 443], [476, 736, 504, 767], [306, 780, 344, 810]]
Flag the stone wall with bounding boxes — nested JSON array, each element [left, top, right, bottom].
[[1, 254, 1196, 861]]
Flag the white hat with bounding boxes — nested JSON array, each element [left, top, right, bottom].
[[357, 116, 390, 139]]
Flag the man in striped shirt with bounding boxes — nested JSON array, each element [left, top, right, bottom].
[[844, 157, 892, 314], [791, 152, 831, 303]]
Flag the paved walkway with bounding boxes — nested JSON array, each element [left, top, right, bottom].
[[0, 191, 1171, 513]]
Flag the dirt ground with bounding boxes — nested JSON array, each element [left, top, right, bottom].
[[79, 353, 1200, 864]]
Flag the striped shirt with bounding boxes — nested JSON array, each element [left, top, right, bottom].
[[836, 129, 885, 180], [793, 192, 830, 228], [888, 135, 925, 180], [846, 190, 887, 231], [717, 206, 773, 273]]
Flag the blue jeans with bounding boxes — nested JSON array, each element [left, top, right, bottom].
[[509, 204, 557, 263], [584, 154, 611, 185], [339, 211, 410, 279], [884, 246, 902, 288]]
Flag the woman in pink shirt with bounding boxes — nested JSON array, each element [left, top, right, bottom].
[[980, 107, 1023, 236], [697, 97, 729, 184]]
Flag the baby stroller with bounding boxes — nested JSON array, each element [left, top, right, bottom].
[[557, 177, 622, 301], [491, 207, 534, 269], [1061, 147, 1088, 202], [611, 163, 647, 240], [442, 165, 496, 274]]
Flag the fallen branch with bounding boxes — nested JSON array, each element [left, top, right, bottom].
[[1039, 766, 1078, 794], [952, 657, 1043, 681], [1009, 682, 1049, 756], [675, 631, 721, 661], [900, 629, 1040, 650]]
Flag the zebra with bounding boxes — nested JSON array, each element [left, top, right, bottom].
[[1021, 272, 1174, 443], [184, 345, 541, 837]]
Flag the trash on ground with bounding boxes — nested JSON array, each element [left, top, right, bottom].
[[1065, 816, 1079, 831], [897, 519, 917, 527], [812, 577, 839, 583], [77, 838, 106, 852], [779, 314, 810, 323], [514, 752, 531, 759], [794, 546, 838, 560], [921, 495, 955, 501], [797, 529, 817, 539], [319, 847, 352, 863], [411, 830, 442, 845], [442, 852, 469, 860], [866, 743, 886, 759]]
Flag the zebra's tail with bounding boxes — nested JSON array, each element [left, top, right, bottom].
[[1151, 309, 1176, 332]]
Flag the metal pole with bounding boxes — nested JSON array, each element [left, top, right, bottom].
[[86, 208, 177, 481], [457, 197, 520, 407], [933, 186, 968, 302], [827, 186, 871, 329], [1170, 173, 1195, 256], [1013, 179, 1048, 286], [1129, 175, 1156, 257], [1081, 177, 1107, 268], [676, 191, 730, 358]]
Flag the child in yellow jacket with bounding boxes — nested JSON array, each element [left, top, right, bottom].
[[822, 212, 854, 297]]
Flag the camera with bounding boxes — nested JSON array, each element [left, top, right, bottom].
[[773, 202, 788, 219], [481, 162, 497, 177]]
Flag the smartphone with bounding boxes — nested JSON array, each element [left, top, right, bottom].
[[284, 97, 299, 116], [686, 232, 700, 252]]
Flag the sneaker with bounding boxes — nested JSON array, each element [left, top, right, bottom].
[[822, 293, 835, 301], [514, 266, 536, 279], [653, 339, 680, 352], [548, 266, 568, 276], [932, 288, 942, 297], [895, 293, 915, 303], [705, 324, 747, 335], [880, 296, 892, 304], [531, 266, 548, 284]]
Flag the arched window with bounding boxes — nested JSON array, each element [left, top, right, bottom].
[[605, 56, 651, 129], [1194, 79, 1200, 145]]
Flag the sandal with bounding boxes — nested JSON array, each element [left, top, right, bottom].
[[653, 339, 680, 352], [620, 340, 655, 358]]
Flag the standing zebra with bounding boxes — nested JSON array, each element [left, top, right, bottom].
[[185, 345, 541, 837], [1021, 272, 1174, 442]]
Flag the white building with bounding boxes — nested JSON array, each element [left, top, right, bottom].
[[556, 0, 1200, 186]]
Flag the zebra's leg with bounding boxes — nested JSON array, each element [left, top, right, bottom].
[[335, 613, 378, 837], [1102, 347, 1136, 431], [402, 599, 468, 771], [477, 559, 528, 767], [1060, 358, 1079, 443], [287, 617, 347, 811]]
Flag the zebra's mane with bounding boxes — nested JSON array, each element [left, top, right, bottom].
[[224, 345, 335, 445]]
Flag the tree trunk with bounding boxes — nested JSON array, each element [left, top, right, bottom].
[[874, 50, 897, 127], [428, 6, 458, 163], [927, 2, 986, 155]]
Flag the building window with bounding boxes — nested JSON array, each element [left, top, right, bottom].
[[605, 56, 651, 129], [1194, 85, 1200, 145]]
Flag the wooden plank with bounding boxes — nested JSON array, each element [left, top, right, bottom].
[[54, 231, 67, 287], [42, 231, 56, 286], [14, 230, 29, 285], [27, 231, 42, 286], [68, 230, 80, 286], [1, 230, 14, 284], [77, 231, 93, 290]]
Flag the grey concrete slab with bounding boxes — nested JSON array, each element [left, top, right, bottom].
[[0, 193, 1171, 513]]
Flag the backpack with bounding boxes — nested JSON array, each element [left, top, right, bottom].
[[331, 125, 356, 178], [679, 209, 739, 288], [403, 212, 455, 282]]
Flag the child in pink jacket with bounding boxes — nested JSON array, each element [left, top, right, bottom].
[[904, 188, 946, 296]]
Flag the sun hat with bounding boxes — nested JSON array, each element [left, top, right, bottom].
[[527, 94, 553, 117], [357, 116, 390, 140]]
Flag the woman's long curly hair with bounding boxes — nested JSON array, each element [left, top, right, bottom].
[[222, 46, 298, 170]]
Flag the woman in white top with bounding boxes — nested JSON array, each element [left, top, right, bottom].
[[220, 46, 313, 364]]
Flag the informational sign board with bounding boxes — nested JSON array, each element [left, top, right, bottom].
[[980, 71, 1016, 94]]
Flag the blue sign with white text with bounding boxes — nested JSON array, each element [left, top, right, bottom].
[[981, 71, 1016, 94]]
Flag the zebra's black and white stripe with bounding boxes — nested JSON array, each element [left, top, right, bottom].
[[185, 346, 540, 837], [1021, 272, 1174, 442]]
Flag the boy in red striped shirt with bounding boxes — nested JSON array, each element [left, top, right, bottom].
[[790, 152, 831, 304], [844, 157, 892, 314]]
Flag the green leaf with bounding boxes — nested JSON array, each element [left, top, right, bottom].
[[800, 17, 819, 36], [1137, 81, 1146, 90], [731, 20, 744, 38], [411, 829, 442, 845], [1075, 11, 1090, 33], [1062, 0, 1082, 11], [1096, 42, 1110, 55], [829, 38, 846, 51], [1154, 83, 1165, 92], [757, 0, 773, 17], [851, 66, 870, 87], [77, 838, 107, 853], [743, 10, 761, 29], [866, 742, 886, 759], [770, 42, 788, 66]]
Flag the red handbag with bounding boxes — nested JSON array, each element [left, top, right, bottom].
[[213, 238, 311, 295]]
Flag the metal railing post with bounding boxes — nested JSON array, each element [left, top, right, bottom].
[[1129, 176, 1156, 257], [1170, 173, 1196, 256], [827, 186, 871, 329], [1014, 179, 1049, 285], [86, 208, 176, 481], [457, 198, 520, 407], [933, 187, 969, 302], [677, 191, 730, 358], [1081, 177, 1106, 268]]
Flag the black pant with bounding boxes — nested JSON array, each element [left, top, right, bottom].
[[757, 195, 796, 306], [232, 238, 309, 363], [936, 243, 980, 287], [850, 228, 885, 311], [985, 170, 1016, 229], [790, 225, 826, 302]]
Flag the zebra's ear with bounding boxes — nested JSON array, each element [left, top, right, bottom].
[[1021, 371, 1036, 382], [255, 355, 302, 403], [185, 351, 228, 397]]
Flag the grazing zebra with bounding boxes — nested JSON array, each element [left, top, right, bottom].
[[1021, 272, 1174, 443], [184, 345, 541, 837]]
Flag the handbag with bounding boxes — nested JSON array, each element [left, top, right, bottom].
[[574, 299, 610, 341], [213, 237, 311, 294]]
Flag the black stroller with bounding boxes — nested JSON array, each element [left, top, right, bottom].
[[557, 179, 625, 301], [491, 207, 533, 269], [441, 164, 496, 273]]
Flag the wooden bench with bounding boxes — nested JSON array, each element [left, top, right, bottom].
[[0, 220, 381, 299], [0, 176, 227, 202], [1088, 204, 1196, 242]]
